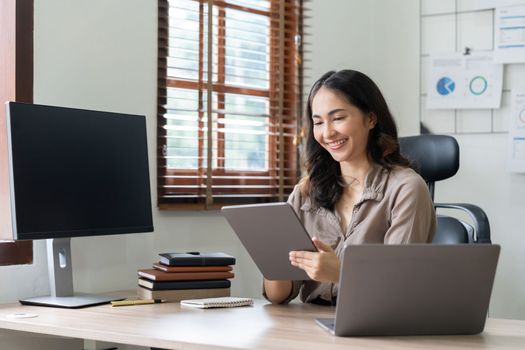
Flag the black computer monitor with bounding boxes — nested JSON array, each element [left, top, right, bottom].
[[4, 102, 154, 308]]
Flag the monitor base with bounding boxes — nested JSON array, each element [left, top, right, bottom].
[[20, 293, 125, 308]]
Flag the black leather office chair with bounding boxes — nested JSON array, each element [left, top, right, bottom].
[[398, 135, 491, 244]]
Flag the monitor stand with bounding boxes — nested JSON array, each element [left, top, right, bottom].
[[19, 238, 125, 308]]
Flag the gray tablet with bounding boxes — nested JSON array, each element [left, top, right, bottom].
[[222, 202, 316, 280]]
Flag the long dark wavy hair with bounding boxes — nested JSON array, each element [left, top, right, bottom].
[[302, 70, 410, 211]]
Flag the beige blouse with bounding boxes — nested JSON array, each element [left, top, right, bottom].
[[264, 163, 436, 305]]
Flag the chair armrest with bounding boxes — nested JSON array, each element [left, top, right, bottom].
[[434, 203, 491, 243]]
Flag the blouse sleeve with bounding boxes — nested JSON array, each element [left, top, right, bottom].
[[383, 173, 436, 244]]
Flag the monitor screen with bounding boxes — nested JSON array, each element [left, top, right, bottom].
[[6, 102, 153, 240]]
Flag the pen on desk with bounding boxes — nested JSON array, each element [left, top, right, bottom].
[[111, 299, 164, 307]]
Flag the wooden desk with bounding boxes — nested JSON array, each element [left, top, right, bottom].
[[0, 299, 525, 349]]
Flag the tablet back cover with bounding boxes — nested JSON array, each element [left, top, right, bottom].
[[222, 202, 316, 280]]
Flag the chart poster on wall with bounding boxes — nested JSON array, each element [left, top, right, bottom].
[[426, 53, 503, 109], [466, 0, 525, 11], [494, 5, 525, 64], [508, 89, 525, 173]]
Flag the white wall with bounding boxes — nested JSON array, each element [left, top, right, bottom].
[[369, 0, 421, 136], [436, 134, 525, 319], [304, 0, 421, 136]]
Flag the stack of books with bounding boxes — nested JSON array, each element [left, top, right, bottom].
[[137, 252, 236, 302]]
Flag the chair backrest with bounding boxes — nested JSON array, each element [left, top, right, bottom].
[[398, 134, 490, 244], [398, 134, 459, 200]]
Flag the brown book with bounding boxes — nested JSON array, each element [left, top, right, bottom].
[[137, 286, 230, 302], [138, 268, 234, 282], [153, 263, 233, 273]]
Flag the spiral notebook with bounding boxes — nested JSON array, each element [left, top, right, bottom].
[[180, 296, 254, 309]]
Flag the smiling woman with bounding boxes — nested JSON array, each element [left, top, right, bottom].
[[263, 70, 437, 305]]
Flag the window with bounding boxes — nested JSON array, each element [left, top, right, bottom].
[[0, 0, 34, 265], [157, 0, 303, 209]]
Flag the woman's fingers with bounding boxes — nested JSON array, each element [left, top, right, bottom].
[[289, 239, 340, 282], [290, 258, 318, 279], [289, 250, 315, 261], [290, 255, 316, 268]]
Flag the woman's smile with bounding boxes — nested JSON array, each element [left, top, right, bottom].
[[326, 138, 348, 150]]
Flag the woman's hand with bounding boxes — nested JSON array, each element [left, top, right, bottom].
[[289, 237, 341, 283]]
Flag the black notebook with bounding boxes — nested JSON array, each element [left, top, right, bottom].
[[138, 278, 231, 291], [159, 252, 236, 267]]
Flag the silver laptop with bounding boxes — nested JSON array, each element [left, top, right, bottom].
[[316, 244, 500, 336]]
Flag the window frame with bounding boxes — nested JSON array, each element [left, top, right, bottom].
[[157, 0, 302, 210], [0, 0, 34, 265]]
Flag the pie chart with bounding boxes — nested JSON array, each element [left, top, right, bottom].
[[436, 77, 455, 96]]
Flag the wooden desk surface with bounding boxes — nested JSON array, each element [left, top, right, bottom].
[[0, 299, 525, 350]]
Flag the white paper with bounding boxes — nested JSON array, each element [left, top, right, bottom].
[[426, 53, 503, 109], [465, 0, 524, 11], [494, 5, 525, 63], [508, 89, 525, 172]]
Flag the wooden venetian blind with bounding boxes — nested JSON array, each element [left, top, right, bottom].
[[157, 0, 303, 209]]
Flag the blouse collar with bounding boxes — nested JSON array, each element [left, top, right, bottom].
[[300, 162, 390, 214]]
